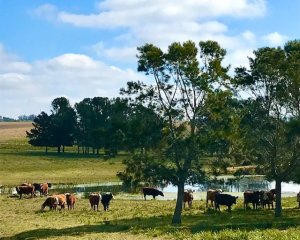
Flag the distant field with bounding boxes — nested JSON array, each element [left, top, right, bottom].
[[0, 122, 33, 142]]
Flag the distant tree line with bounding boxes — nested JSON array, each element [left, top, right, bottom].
[[26, 96, 165, 155]]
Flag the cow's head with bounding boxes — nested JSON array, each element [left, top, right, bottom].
[[159, 191, 164, 197]]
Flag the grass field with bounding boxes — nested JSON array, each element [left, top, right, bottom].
[[0, 122, 125, 186], [1, 122, 300, 239], [1, 195, 300, 239]]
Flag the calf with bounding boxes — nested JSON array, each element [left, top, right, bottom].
[[16, 185, 35, 199], [244, 190, 261, 210], [41, 196, 59, 210], [297, 192, 300, 208], [142, 187, 164, 200], [89, 193, 101, 211], [215, 193, 238, 212], [206, 189, 222, 208], [65, 193, 76, 210], [183, 190, 194, 208], [101, 192, 114, 211]]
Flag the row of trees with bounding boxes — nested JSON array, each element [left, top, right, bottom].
[[27, 39, 300, 223], [26, 97, 164, 155]]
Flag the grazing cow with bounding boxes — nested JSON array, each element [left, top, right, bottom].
[[260, 190, 275, 209], [297, 192, 300, 208], [206, 189, 222, 208], [41, 196, 59, 210], [65, 193, 76, 210], [16, 185, 35, 199], [101, 192, 114, 211], [51, 194, 67, 210], [142, 187, 164, 200], [215, 193, 238, 212], [244, 190, 261, 209], [89, 193, 101, 211], [183, 190, 194, 208]]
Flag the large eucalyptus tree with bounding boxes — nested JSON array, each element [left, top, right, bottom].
[[121, 40, 230, 224]]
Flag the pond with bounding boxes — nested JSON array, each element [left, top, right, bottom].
[[1, 176, 299, 198]]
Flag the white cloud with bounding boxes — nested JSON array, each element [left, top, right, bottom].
[[263, 32, 288, 47], [30, 4, 59, 22], [0, 47, 144, 118]]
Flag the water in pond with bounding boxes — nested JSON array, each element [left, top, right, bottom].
[[1, 176, 299, 198]]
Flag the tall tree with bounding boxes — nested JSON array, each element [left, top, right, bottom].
[[234, 41, 300, 217], [26, 112, 53, 153], [121, 40, 230, 224], [51, 97, 76, 153]]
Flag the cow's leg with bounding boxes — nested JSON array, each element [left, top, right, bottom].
[[144, 194, 146, 200], [153, 195, 156, 200], [228, 205, 231, 212]]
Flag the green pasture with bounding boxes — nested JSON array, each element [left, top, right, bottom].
[[1, 195, 300, 239], [0, 139, 125, 187]]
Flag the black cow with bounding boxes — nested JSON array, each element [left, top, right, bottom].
[[101, 192, 114, 211], [244, 190, 261, 209], [142, 187, 164, 200], [215, 193, 238, 212], [260, 189, 275, 209]]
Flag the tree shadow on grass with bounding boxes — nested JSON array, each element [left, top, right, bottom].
[[2, 209, 300, 239]]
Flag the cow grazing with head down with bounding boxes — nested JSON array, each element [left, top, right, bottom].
[[183, 190, 194, 208], [16, 185, 35, 199], [41, 196, 59, 210], [215, 193, 238, 212], [89, 193, 101, 211], [65, 193, 76, 210], [101, 192, 114, 211], [142, 187, 164, 200], [206, 189, 222, 208], [244, 190, 261, 210]]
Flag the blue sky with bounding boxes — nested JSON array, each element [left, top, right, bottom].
[[0, 0, 299, 118]]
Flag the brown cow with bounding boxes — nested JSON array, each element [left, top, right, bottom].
[[183, 190, 194, 208], [89, 193, 101, 211], [297, 192, 300, 208], [51, 194, 66, 210], [39, 183, 49, 196], [41, 196, 59, 210], [65, 193, 76, 210], [206, 189, 222, 208], [16, 185, 35, 199]]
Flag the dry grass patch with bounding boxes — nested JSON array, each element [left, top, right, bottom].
[[0, 122, 32, 142]]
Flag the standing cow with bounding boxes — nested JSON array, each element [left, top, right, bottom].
[[215, 193, 238, 212], [16, 185, 35, 199], [206, 189, 222, 208], [260, 189, 276, 209], [65, 193, 76, 210], [297, 192, 300, 208], [183, 190, 194, 208], [142, 187, 164, 200], [89, 193, 101, 211], [101, 192, 114, 211], [244, 190, 261, 210]]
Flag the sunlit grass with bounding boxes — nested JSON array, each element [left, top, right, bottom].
[[1, 195, 300, 239]]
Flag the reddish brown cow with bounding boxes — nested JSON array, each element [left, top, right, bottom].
[[89, 193, 101, 211], [41, 196, 59, 210], [16, 185, 35, 199], [51, 194, 66, 210], [244, 190, 261, 209], [65, 193, 76, 210], [206, 189, 222, 208], [39, 183, 49, 196], [183, 190, 194, 208]]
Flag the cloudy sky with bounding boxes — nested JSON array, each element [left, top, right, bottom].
[[0, 0, 299, 118]]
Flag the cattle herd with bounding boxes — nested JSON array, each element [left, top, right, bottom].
[[14, 184, 300, 213]]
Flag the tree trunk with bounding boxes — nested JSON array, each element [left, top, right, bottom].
[[45, 146, 48, 154], [274, 179, 282, 217], [57, 146, 61, 153], [62, 145, 65, 153], [172, 178, 185, 224]]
